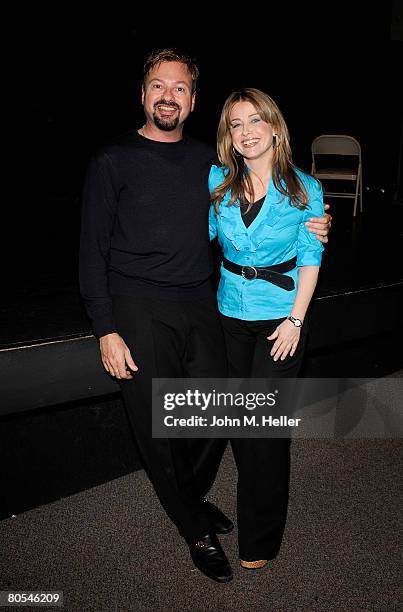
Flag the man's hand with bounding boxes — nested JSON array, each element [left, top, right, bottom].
[[99, 332, 138, 379], [304, 203, 332, 244]]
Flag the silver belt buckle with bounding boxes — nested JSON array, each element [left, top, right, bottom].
[[241, 266, 258, 280]]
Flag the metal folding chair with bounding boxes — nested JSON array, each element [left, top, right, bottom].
[[311, 135, 363, 216]]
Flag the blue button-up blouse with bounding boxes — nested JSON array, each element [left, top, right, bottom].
[[208, 164, 324, 321]]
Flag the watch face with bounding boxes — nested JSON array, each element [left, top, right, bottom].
[[289, 317, 302, 327]]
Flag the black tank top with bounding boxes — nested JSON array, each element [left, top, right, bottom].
[[240, 194, 266, 228]]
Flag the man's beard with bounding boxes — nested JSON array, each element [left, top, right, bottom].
[[153, 114, 180, 131], [153, 100, 181, 131]]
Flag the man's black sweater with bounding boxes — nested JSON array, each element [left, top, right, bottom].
[[79, 130, 217, 338]]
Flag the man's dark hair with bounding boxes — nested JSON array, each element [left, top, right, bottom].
[[143, 48, 199, 93]]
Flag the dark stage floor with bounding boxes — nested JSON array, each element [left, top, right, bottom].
[[1, 440, 401, 611]]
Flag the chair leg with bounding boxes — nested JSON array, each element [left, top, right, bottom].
[[353, 191, 358, 217], [353, 175, 360, 217]]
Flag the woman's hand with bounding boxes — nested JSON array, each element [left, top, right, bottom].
[[267, 319, 301, 361]]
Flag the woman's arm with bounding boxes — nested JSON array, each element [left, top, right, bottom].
[[268, 176, 324, 361], [290, 266, 320, 321], [208, 164, 223, 241], [209, 203, 218, 241], [267, 266, 320, 361]]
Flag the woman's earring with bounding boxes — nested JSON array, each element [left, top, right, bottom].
[[272, 135, 278, 148], [232, 146, 240, 157]]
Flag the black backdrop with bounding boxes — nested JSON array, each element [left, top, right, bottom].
[[14, 4, 403, 291]]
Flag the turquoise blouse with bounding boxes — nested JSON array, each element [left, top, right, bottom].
[[208, 164, 324, 321]]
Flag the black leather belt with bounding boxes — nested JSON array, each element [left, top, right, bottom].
[[222, 256, 297, 291]]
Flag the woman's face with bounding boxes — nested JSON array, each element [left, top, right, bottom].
[[229, 100, 275, 162]]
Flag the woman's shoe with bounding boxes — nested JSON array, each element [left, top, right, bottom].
[[240, 559, 268, 569]]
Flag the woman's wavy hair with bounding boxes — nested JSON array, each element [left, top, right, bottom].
[[211, 88, 309, 213]]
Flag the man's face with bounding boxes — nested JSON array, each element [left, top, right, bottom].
[[142, 61, 196, 131]]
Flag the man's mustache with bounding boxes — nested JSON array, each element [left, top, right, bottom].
[[154, 100, 181, 111]]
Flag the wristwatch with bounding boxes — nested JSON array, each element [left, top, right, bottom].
[[287, 315, 303, 328]]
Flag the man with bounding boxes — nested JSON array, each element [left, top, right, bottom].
[[79, 48, 330, 583]]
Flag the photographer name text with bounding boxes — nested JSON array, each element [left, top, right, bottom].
[[163, 415, 301, 428]]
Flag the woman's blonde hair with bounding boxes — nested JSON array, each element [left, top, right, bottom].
[[211, 88, 309, 213]]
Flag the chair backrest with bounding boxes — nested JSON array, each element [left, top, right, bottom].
[[312, 135, 361, 158]]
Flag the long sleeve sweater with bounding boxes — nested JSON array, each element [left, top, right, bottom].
[[79, 130, 217, 338]]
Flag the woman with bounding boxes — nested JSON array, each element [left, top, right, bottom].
[[209, 88, 324, 569]]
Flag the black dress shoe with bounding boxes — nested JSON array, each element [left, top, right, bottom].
[[202, 498, 234, 534], [186, 532, 233, 583]]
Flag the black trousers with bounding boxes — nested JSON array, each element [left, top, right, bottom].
[[220, 314, 307, 561], [112, 293, 228, 539]]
